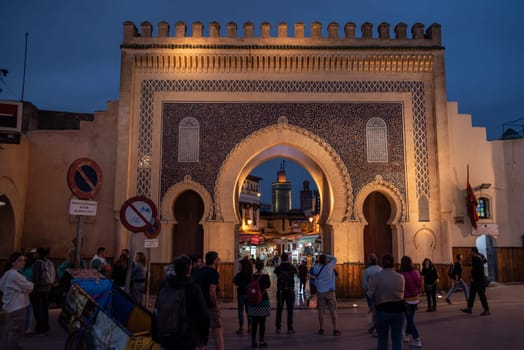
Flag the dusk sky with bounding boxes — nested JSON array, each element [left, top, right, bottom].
[[2, 0, 523, 204]]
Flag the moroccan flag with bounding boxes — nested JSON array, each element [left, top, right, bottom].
[[466, 165, 478, 230]]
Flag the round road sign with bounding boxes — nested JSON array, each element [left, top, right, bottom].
[[67, 158, 103, 199], [119, 196, 158, 232], [144, 217, 161, 239]]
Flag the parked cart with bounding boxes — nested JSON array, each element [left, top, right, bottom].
[[58, 269, 158, 350]]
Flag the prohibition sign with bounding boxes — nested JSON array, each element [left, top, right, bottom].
[[67, 158, 103, 200], [119, 196, 158, 232], [144, 217, 161, 239]]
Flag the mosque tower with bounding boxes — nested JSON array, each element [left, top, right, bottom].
[[271, 160, 292, 213]]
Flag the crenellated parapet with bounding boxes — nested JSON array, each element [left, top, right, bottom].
[[123, 21, 441, 46], [122, 21, 442, 74]]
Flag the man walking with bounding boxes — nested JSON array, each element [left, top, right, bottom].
[[309, 253, 341, 336], [363, 253, 382, 335], [461, 247, 490, 316], [31, 248, 52, 336], [194, 251, 224, 350], [446, 254, 469, 304], [367, 254, 405, 350], [273, 252, 298, 334]]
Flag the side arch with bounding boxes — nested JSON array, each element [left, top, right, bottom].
[[214, 120, 353, 224], [354, 175, 406, 225], [160, 175, 214, 224], [0, 176, 22, 253]]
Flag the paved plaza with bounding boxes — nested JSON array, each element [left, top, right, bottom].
[[5, 283, 522, 349]]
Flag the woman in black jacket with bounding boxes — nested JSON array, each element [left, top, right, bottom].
[[421, 258, 439, 311]]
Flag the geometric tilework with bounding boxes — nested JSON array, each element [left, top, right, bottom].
[[138, 80, 429, 211]]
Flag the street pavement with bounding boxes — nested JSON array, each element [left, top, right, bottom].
[[7, 283, 524, 349]]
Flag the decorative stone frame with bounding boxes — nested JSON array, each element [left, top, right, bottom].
[[214, 120, 353, 224], [160, 175, 214, 224]]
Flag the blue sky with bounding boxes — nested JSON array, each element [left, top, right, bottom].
[[1, 0, 523, 202]]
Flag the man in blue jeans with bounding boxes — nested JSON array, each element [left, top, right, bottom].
[[367, 254, 405, 350]]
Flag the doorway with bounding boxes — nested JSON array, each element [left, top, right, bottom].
[[172, 190, 204, 259], [363, 191, 392, 265], [0, 195, 15, 257]]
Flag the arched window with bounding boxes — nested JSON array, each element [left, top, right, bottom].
[[178, 117, 199, 162], [477, 197, 491, 219], [366, 117, 388, 163]]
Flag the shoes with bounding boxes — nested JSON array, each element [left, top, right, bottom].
[[411, 338, 423, 348], [235, 329, 243, 335], [251, 342, 258, 348], [32, 332, 48, 337], [333, 330, 341, 336], [259, 342, 268, 348], [445, 298, 452, 304], [460, 308, 472, 314], [403, 333, 411, 342], [287, 329, 295, 335], [276, 328, 281, 334], [318, 329, 325, 335], [372, 330, 378, 337], [480, 310, 490, 316]]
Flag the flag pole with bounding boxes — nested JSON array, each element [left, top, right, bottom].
[[21, 32, 29, 101]]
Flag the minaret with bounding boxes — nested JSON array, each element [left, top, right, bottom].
[[300, 180, 313, 211], [271, 160, 292, 213]]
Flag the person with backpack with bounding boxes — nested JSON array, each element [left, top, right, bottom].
[[273, 252, 298, 335], [446, 254, 469, 304], [233, 258, 253, 335], [309, 253, 341, 336], [31, 248, 54, 336], [247, 259, 271, 348], [153, 255, 209, 349]]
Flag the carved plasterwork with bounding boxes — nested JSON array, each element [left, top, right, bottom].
[[214, 122, 353, 224], [355, 175, 406, 225], [161, 175, 214, 224]]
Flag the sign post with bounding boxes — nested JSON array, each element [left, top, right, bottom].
[[67, 158, 103, 268], [119, 196, 160, 294]]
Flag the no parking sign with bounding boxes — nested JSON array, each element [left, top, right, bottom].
[[67, 158, 103, 199]]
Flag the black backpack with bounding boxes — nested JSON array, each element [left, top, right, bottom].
[[448, 263, 455, 278], [277, 264, 295, 291], [153, 283, 195, 349]]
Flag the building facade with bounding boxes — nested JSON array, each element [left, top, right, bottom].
[[1, 20, 523, 296]]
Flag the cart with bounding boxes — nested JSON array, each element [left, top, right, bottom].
[[58, 269, 159, 350]]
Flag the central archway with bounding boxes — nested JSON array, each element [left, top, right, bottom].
[[215, 118, 353, 253]]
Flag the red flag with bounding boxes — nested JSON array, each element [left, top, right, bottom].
[[466, 165, 478, 230]]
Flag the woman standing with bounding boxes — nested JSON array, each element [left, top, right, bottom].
[[421, 258, 439, 311], [0, 252, 34, 350], [131, 252, 147, 304], [399, 256, 422, 348], [247, 259, 271, 348], [233, 258, 253, 335]]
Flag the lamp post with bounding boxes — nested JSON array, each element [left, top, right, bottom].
[[309, 216, 314, 232]]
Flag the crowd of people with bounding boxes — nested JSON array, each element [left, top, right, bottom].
[[0, 246, 148, 349], [363, 247, 491, 350], [0, 246, 491, 350]]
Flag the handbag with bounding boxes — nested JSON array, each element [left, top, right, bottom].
[[308, 294, 318, 309]]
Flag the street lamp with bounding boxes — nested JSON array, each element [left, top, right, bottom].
[[309, 216, 313, 232]]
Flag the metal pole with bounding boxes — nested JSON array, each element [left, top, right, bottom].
[[75, 216, 82, 268], [21, 32, 28, 101], [125, 232, 136, 293], [145, 247, 151, 308]]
